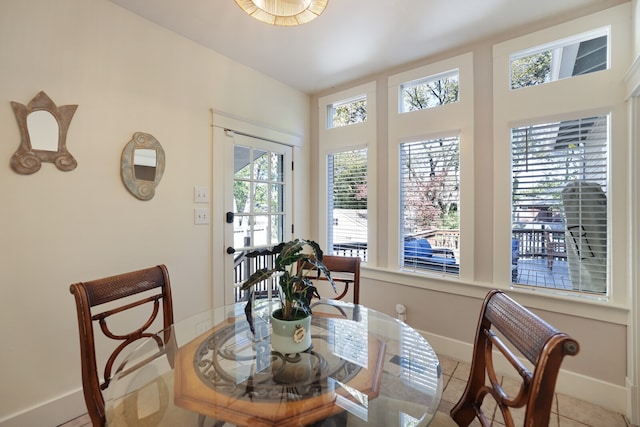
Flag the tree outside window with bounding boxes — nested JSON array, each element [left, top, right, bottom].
[[328, 97, 367, 128], [400, 70, 459, 113], [400, 137, 460, 274]]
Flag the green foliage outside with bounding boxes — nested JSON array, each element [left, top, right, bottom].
[[402, 139, 460, 231], [402, 76, 459, 111], [234, 152, 272, 214], [332, 99, 367, 127], [510, 51, 552, 89]]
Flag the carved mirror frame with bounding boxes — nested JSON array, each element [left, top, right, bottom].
[[121, 132, 165, 200], [10, 91, 78, 174]]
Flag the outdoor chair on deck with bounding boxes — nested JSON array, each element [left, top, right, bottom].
[[450, 289, 579, 427], [403, 238, 458, 273], [69, 265, 175, 426]]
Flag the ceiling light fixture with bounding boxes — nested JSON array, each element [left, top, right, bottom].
[[234, 0, 328, 26]]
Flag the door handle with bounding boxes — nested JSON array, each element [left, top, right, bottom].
[[226, 247, 235, 254], [226, 212, 234, 223]]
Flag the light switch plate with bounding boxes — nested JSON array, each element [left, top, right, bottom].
[[194, 186, 210, 203], [194, 208, 210, 224]]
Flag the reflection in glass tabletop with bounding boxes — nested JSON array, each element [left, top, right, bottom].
[[106, 299, 442, 427]]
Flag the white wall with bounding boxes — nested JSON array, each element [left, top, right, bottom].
[[0, 0, 310, 425]]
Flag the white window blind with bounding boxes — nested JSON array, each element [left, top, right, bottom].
[[400, 137, 460, 275], [511, 115, 608, 294], [328, 149, 368, 260]]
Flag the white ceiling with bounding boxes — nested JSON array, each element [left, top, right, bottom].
[[109, 0, 624, 95]]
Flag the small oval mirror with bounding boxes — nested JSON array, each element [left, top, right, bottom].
[[121, 132, 165, 200], [27, 110, 59, 152]]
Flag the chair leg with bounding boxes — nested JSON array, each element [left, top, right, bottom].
[[450, 398, 479, 427], [450, 337, 492, 426]]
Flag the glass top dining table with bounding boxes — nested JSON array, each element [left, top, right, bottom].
[[105, 299, 443, 427]]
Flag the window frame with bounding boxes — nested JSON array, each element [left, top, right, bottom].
[[314, 5, 629, 323], [493, 6, 630, 308], [399, 135, 461, 276], [388, 53, 475, 278], [318, 82, 377, 265], [509, 114, 610, 296]]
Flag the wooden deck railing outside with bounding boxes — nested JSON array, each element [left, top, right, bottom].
[[232, 228, 567, 301]]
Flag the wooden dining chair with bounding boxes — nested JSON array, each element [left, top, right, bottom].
[[69, 264, 175, 427], [450, 289, 579, 427], [299, 254, 361, 304]]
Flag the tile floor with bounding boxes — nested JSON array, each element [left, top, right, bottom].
[[59, 355, 636, 427], [433, 355, 636, 427]]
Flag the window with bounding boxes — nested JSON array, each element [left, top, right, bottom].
[[400, 137, 460, 275], [327, 96, 367, 128], [328, 148, 368, 260], [510, 28, 608, 89], [233, 144, 287, 249], [399, 69, 459, 113], [511, 115, 608, 294]]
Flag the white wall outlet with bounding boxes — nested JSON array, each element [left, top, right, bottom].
[[194, 208, 210, 224], [194, 186, 210, 203]]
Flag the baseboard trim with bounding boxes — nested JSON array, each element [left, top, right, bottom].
[[0, 388, 85, 427], [627, 378, 639, 425], [422, 330, 629, 416]]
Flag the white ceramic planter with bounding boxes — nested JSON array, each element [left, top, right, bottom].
[[270, 309, 312, 354]]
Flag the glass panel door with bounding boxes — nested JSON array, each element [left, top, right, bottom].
[[224, 132, 292, 303]]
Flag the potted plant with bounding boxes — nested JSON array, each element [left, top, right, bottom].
[[241, 238, 336, 354]]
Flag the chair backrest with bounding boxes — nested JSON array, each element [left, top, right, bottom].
[[69, 265, 174, 427], [299, 255, 361, 304], [450, 290, 579, 427]]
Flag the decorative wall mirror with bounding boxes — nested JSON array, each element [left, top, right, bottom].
[[121, 132, 165, 200], [10, 91, 78, 174]]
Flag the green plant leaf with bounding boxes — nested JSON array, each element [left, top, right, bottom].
[[299, 256, 337, 294], [275, 239, 305, 269], [306, 240, 324, 261], [240, 238, 338, 324], [240, 268, 276, 290]]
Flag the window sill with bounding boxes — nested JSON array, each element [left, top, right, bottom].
[[360, 265, 629, 325]]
